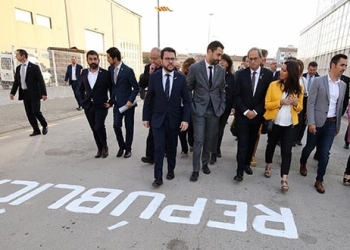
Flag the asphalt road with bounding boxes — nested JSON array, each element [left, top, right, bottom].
[[1, 97, 350, 250]]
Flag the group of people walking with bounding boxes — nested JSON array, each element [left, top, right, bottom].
[[9, 45, 350, 194]]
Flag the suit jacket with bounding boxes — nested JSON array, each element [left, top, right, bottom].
[[64, 63, 83, 83], [272, 70, 280, 81], [307, 74, 346, 131], [143, 70, 191, 129], [341, 74, 350, 115], [10, 62, 47, 100], [234, 67, 273, 123], [187, 60, 226, 117], [108, 63, 140, 108], [79, 68, 112, 109], [225, 72, 235, 112], [138, 64, 162, 89]]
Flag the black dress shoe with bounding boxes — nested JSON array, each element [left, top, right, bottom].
[[166, 172, 175, 180], [344, 144, 349, 149], [116, 148, 124, 157], [152, 178, 163, 187], [296, 141, 303, 146], [95, 150, 102, 158], [233, 173, 243, 181], [29, 131, 41, 136], [141, 157, 154, 164], [217, 150, 222, 158], [244, 166, 253, 175], [210, 153, 217, 165], [190, 172, 199, 182], [101, 147, 109, 158], [42, 127, 48, 135], [202, 165, 211, 174], [124, 151, 132, 158]]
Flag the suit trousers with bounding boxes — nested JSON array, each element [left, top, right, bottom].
[[217, 110, 231, 152], [113, 106, 135, 151], [265, 124, 295, 177], [236, 120, 261, 175], [300, 121, 336, 182], [84, 104, 108, 150], [178, 130, 189, 154], [145, 128, 155, 160], [192, 109, 219, 172], [70, 80, 81, 107], [23, 91, 47, 132], [153, 116, 179, 178], [346, 154, 350, 175]]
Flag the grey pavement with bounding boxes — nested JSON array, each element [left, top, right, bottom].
[[1, 86, 350, 249]]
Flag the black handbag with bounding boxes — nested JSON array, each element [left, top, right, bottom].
[[230, 118, 238, 137], [261, 119, 274, 134]]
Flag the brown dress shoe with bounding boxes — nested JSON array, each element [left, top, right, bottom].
[[300, 164, 307, 176], [101, 147, 109, 158], [95, 150, 102, 158], [314, 181, 325, 194]]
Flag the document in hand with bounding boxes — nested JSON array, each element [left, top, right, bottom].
[[118, 100, 137, 113]]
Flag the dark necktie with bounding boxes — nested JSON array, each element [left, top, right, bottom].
[[165, 74, 170, 100], [251, 71, 257, 94], [208, 66, 213, 88]]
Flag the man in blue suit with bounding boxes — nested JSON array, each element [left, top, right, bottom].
[[143, 47, 191, 187], [64, 56, 83, 110], [107, 47, 140, 158]]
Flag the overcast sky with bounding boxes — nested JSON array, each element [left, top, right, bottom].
[[115, 0, 319, 57]]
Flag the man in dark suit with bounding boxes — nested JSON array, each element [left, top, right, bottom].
[[139, 47, 162, 164], [233, 47, 273, 181], [106, 47, 140, 158], [187, 41, 226, 182], [143, 47, 190, 187], [64, 56, 83, 110], [10, 49, 48, 136], [295, 61, 320, 145], [79, 50, 112, 158]]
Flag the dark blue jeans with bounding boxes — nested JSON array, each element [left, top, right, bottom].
[[300, 121, 336, 182]]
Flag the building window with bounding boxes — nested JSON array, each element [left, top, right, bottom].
[[15, 8, 33, 24], [85, 29, 104, 53], [37, 14, 51, 28]]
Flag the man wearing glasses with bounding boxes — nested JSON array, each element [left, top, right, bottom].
[[139, 47, 162, 165], [233, 47, 273, 181]]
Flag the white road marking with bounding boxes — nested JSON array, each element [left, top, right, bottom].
[[0, 136, 10, 140], [107, 221, 129, 231], [0, 208, 5, 214]]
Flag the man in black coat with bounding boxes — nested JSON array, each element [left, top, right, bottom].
[[10, 49, 48, 136]]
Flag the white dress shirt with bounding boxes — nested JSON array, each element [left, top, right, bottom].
[[20, 60, 29, 89], [71, 64, 77, 80], [162, 69, 174, 97], [88, 69, 99, 89], [327, 74, 340, 118], [205, 60, 214, 80]]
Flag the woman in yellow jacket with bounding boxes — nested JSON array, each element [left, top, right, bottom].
[[263, 60, 304, 191]]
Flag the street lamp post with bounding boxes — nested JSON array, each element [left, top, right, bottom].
[[207, 13, 213, 44], [157, 0, 160, 47]]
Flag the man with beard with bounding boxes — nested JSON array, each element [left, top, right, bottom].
[[106, 47, 139, 158], [299, 54, 347, 193], [187, 41, 226, 182], [233, 47, 273, 181], [79, 50, 112, 158], [143, 47, 190, 187]]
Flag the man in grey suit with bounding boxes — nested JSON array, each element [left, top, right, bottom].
[[299, 54, 348, 194], [187, 41, 226, 182]]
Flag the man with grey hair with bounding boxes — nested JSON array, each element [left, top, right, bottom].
[[139, 47, 162, 164], [233, 47, 273, 181]]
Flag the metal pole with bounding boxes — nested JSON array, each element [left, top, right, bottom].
[[157, 0, 160, 48], [207, 13, 213, 44]]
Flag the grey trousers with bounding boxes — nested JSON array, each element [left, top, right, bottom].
[[192, 110, 219, 172]]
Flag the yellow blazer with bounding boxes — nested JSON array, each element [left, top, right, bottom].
[[264, 80, 303, 125]]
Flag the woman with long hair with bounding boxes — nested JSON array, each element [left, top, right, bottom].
[[178, 57, 196, 157], [211, 54, 235, 162], [263, 60, 303, 191]]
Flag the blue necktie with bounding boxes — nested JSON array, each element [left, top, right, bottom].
[[165, 74, 170, 100]]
